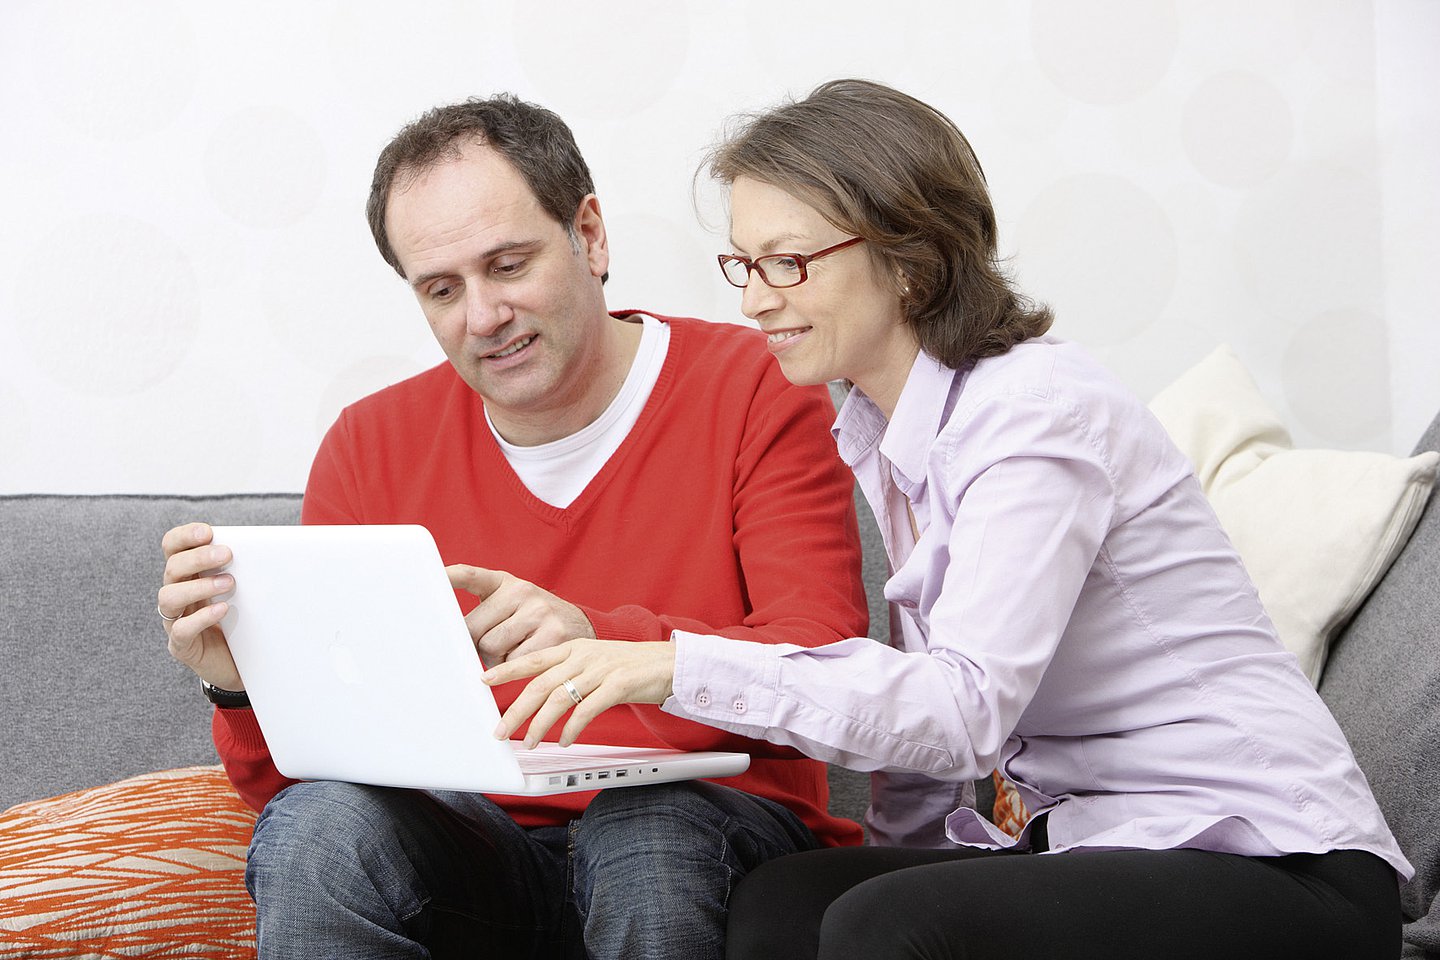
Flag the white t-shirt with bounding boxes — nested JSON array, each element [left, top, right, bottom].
[[487, 315, 670, 508]]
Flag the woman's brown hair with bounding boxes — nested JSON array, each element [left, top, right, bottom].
[[705, 79, 1052, 368]]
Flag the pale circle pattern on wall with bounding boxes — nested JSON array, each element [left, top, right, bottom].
[[1014, 173, 1178, 346], [0, 382, 31, 475], [1301, 78, 1375, 160], [259, 221, 430, 374], [1281, 308, 1392, 448], [1232, 160, 1382, 324], [21, 0, 196, 140], [989, 60, 1071, 144], [166, 367, 267, 491], [326, 0, 498, 125], [12, 215, 201, 396], [745, 1, 910, 93], [316, 356, 430, 440], [1181, 72, 1295, 188], [1180, 0, 1303, 68], [205, 107, 328, 229], [603, 211, 719, 323], [1296, 0, 1375, 85], [513, 0, 688, 118], [1030, 0, 1179, 105]]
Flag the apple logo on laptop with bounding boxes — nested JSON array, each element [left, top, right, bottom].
[[328, 631, 365, 686]]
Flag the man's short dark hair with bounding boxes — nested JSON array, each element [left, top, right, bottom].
[[366, 94, 597, 278]]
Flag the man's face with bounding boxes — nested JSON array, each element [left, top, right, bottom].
[[385, 141, 613, 443]]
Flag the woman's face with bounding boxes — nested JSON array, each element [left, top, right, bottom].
[[728, 177, 919, 417]]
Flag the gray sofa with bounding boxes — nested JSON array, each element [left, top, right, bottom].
[[2, 410, 1438, 956]]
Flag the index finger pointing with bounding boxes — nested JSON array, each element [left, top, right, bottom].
[[447, 564, 506, 599]]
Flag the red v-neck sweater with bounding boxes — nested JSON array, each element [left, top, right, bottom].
[[215, 314, 868, 846]]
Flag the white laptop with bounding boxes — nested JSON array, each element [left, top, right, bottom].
[[207, 524, 749, 796]]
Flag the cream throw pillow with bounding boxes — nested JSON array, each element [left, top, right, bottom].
[[1148, 345, 1439, 685]]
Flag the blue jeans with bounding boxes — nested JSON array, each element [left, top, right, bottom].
[[245, 778, 819, 959]]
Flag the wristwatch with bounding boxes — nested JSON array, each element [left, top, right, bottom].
[[201, 679, 251, 710]]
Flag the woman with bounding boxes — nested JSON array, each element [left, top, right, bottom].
[[483, 79, 1409, 959]]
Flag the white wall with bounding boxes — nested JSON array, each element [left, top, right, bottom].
[[2, 0, 1436, 494]]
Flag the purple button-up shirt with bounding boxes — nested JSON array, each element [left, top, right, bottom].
[[666, 337, 1410, 875]]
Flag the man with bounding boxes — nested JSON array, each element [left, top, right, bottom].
[[157, 93, 867, 959]]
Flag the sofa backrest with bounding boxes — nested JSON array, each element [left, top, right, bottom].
[[1320, 411, 1440, 957], [0, 494, 303, 809], [0, 490, 895, 822]]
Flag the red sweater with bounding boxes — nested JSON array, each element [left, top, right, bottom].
[[215, 314, 868, 846]]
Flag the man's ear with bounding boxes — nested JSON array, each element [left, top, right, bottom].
[[573, 194, 609, 280]]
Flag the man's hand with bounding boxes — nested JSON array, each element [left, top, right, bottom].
[[158, 522, 244, 690], [447, 565, 596, 665], [482, 639, 677, 747]]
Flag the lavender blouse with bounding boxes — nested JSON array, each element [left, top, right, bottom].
[[665, 337, 1410, 877]]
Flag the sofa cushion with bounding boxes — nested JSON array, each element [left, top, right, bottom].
[[0, 765, 256, 958], [1320, 409, 1440, 959], [0, 494, 302, 810], [1148, 347, 1440, 684]]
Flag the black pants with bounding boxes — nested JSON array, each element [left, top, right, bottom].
[[725, 833, 1400, 960]]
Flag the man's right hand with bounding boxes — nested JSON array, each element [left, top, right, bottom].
[[159, 522, 244, 691], [447, 565, 597, 667]]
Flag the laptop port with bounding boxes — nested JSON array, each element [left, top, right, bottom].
[[615, 770, 627, 778], [566, 774, 578, 787], [597, 771, 610, 780]]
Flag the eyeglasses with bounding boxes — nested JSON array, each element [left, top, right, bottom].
[[717, 236, 866, 289]]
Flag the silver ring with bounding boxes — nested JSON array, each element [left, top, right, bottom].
[[561, 678, 585, 706], [157, 605, 181, 623]]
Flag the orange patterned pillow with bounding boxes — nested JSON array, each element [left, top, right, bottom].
[[0, 766, 257, 958], [991, 770, 1032, 840]]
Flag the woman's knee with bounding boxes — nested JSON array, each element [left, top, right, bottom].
[[726, 849, 860, 960], [818, 869, 990, 960]]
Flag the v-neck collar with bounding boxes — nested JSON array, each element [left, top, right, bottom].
[[477, 311, 680, 529]]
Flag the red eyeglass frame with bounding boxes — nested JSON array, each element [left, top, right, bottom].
[[717, 236, 866, 288]]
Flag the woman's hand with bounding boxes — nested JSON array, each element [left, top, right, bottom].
[[482, 639, 677, 748]]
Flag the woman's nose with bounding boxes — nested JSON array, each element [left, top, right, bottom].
[[739, 271, 782, 319]]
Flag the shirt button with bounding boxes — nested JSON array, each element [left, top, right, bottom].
[[696, 691, 710, 707], [733, 699, 746, 714]]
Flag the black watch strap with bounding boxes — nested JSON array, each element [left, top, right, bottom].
[[201, 679, 251, 709]]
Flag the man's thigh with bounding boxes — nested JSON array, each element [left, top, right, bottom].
[[248, 781, 579, 959], [573, 782, 823, 955], [573, 779, 819, 886], [570, 780, 820, 960]]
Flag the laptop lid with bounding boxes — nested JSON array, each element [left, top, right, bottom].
[[208, 524, 747, 796]]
